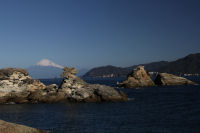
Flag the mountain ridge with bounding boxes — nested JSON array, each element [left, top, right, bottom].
[[36, 59, 64, 68], [83, 53, 200, 78], [156, 53, 200, 74]]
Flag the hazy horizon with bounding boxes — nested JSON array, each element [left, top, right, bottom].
[[0, 0, 200, 69], [0, 52, 198, 70]]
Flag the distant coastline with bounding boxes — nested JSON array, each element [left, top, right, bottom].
[[83, 53, 200, 78]]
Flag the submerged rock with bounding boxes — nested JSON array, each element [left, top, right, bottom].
[[154, 73, 197, 86], [118, 66, 155, 88], [0, 120, 45, 133], [60, 67, 127, 102]]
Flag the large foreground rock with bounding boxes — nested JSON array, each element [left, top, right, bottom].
[[0, 120, 45, 133], [118, 66, 155, 88], [0, 68, 46, 104], [60, 67, 127, 102], [154, 73, 197, 86]]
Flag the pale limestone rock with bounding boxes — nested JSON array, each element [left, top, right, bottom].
[[118, 66, 155, 88], [0, 68, 46, 103], [60, 67, 127, 102], [154, 73, 197, 86]]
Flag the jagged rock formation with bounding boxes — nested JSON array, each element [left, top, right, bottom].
[[60, 67, 127, 102], [0, 68, 46, 104], [0, 120, 45, 133], [118, 66, 155, 88], [154, 73, 197, 86], [0, 67, 127, 104], [28, 84, 66, 103]]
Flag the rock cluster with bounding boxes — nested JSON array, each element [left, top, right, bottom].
[[0, 120, 45, 133], [0, 67, 127, 104], [118, 66, 155, 88], [118, 66, 197, 88], [60, 67, 127, 102], [154, 73, 197, 86]]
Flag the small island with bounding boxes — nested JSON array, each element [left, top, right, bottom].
[[118, 66, 197, 88]]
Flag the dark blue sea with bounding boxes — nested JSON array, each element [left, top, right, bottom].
[[0, 77, 200, 133]]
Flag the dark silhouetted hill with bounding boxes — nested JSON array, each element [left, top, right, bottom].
[[83, 65, 130, 78], [83, 53, 200, 77], [156, 53, 200, 74], [83, 62, 169, 78]]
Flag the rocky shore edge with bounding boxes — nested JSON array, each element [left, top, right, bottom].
[[0, 120, 45, 133]]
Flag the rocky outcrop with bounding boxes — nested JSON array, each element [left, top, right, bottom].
[[118, 66, 155, 88], [0, 67, 127, 104], [154, 73, 197, 86], [60, 67, 127, 102], [0, 68, 46, 104], [28, 84, 66, 103], [0, 68, 67, 104], [0, 120, 45, 133]]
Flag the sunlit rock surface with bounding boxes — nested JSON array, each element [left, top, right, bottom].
[[60, 67, 127, 102], [154, 73, 197, 86], [118, 66, 155, 88], [0, 67, 127, 104], [0, 120, 45, 133], [0, 68, 45, 103]]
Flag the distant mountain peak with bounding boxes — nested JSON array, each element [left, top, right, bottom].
[[36, 59, 64, 69]]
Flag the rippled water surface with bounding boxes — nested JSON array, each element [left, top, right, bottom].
[[0, 77, 200, 133]]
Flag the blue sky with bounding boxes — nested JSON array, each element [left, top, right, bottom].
[[0, 0, 200, 69]]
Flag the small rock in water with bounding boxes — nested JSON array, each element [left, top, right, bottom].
[[154, 73, 197, 86], [118, 66, 155, 88]]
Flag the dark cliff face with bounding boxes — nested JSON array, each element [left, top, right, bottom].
[[83, 53, 200, 78]]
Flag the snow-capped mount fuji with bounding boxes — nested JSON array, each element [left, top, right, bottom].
[[36, 59, 64, 69], [27, 59, 89, 79], [27, 59, 64, 79]]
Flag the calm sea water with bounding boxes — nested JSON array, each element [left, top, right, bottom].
[[0, 77, 200, 133]]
